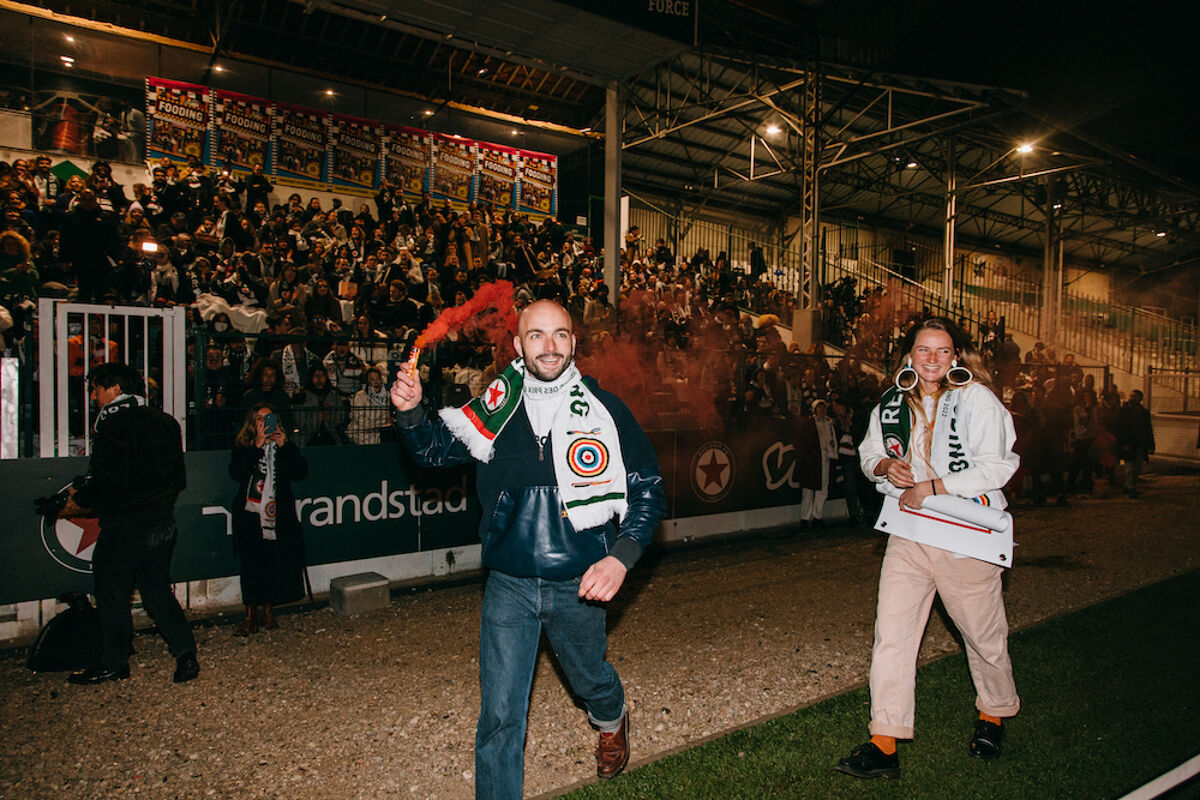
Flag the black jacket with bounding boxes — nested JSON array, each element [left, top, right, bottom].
[[73, 405, 186, 527], [399, 379, 666, 580]]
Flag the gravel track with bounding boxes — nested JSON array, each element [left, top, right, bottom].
[[2, 472, 1197, 800]]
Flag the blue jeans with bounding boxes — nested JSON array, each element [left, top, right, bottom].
[[476, 571, 625, 800]]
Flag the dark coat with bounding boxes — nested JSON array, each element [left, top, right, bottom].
[[73, 405, 185, 528], [229, 441, 309, 605]]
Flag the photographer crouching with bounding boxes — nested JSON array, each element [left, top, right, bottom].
[[57, 361, 199, 685]]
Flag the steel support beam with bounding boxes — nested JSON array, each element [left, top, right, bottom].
[[943, 136, 956, 311], [799, 63, 820, 309], [604, 82, 622, 310], [1041, 176, 1060, 342]]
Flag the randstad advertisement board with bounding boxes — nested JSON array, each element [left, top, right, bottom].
[[2, 445, 478, 604], [1, 419, 841, 604]]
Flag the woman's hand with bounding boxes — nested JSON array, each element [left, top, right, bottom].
[[878, 457, 915, 488], [899, 480, 934, 510], [254, 417, 267, 448]]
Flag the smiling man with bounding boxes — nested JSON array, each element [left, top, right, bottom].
[[390, 300, 666, 799]]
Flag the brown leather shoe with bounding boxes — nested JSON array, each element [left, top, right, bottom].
[[595, 714, 629, 780]]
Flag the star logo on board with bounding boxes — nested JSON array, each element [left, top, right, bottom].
[[691, 441, 735, 503], [40, 488, 100, 574], [483, 376, 509, 413]]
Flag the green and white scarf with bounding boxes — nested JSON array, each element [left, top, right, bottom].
[[439, 358, 628, 531], [877, 384, 1003, 507]]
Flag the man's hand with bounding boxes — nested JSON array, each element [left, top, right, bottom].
[[390, 367, 423, 412], [578, 556, 627, 602], [59, 486, 94, 519]]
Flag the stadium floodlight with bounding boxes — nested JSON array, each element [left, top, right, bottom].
[[1016, 143, 1034, 154]]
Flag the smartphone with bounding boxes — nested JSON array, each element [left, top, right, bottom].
[[262, 412, 279, 437]]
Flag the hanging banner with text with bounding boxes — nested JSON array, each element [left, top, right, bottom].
[[329, 114, 383, 197], [212, 89, 273, 175], [272, 103, 329, 190], [476, 142, 519, 211], [383, 126, 431, 200], [430, 134, 475, 209], [518, 149, 558, 218], [145, 78, 210, 164]]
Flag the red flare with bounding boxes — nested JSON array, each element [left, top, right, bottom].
[[414, 280, 518, 353]]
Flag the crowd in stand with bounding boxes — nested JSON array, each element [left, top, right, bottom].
[[0, 152, 1157, 501]]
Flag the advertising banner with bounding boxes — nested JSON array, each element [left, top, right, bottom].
[[145, 78, 211, 164], [0, 445, 479, 605], [0, 420, 851, 605], [430, 133, 475, 208], [211, 89, 273, 174], [518, 149, 558, 218], [329, 114, 383, 197], [272, 102, 329, 190], [383, 126, 431, 199], [476, 142, 519, 210]]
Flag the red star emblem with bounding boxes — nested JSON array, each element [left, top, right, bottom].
[[56, 518, 101, 555], [698, 451, 728, 490], [74, 519, 101, 554], [484, 380, 506, 411]]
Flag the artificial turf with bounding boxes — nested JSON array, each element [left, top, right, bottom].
[[564, 569, 1200, 799]]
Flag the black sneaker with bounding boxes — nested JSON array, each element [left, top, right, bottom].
[[173, 652, 200, 683], [68, 664, 130, 685], [835, 742, 900, 779], [969, 719, 1004, 760]]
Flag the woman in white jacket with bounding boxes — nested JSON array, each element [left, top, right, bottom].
[[836, 316, 1020, 780]]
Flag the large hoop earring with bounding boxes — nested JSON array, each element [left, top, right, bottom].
[[947, 358, 973, 387], [894, 356, 919, 392]]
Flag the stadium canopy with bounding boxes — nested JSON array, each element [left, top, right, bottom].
[[22, 0, 1200, 276]]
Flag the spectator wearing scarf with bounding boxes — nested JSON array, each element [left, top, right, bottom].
[[346, 366, 392, 445], [228, 403, 309, 636]]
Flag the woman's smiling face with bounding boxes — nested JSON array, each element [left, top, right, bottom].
[[910, 328, 955, 392]]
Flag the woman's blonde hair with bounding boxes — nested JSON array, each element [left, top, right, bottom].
[[234, 402, 276, 448], [0, 230, 31, 263], [893, 317, 994, 468], [892, 316, 992, 391]]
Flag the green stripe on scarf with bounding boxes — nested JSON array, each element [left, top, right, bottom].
[[565, 492, 626, 508], [878, 384, 912, 459]]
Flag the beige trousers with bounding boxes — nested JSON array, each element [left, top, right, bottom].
[[868, 536, 1020, 739]]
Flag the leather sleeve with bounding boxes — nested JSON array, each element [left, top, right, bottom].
[[594, 385, 667, 570], [396, 405, 475, 468]]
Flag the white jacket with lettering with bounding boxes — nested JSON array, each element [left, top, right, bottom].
[[859, 382, 1020, 507]]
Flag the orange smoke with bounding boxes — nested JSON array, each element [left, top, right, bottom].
[[414, 280, 517, 351]]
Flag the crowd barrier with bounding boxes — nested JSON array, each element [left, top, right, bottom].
[[0, 417, 846, 641]]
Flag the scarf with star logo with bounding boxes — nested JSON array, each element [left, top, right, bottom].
[[439, 357, 628, 531]]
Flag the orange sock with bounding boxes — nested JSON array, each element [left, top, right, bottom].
[[979, 713, 1003, 725], [870, 734, 897, 755]]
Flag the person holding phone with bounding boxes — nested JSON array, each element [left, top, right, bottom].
[[228, 403, 310, 636]]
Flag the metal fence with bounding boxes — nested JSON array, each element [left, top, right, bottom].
[[1145, 367, 1200, 414], [629, 199, 1198, 381]]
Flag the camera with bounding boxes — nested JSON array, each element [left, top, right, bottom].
[[34, 476, 90, 520]]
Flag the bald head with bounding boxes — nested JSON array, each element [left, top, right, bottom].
[[515, 300, 575, 382]]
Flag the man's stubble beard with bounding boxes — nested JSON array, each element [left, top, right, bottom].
[[525, 350, 575, 382]]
